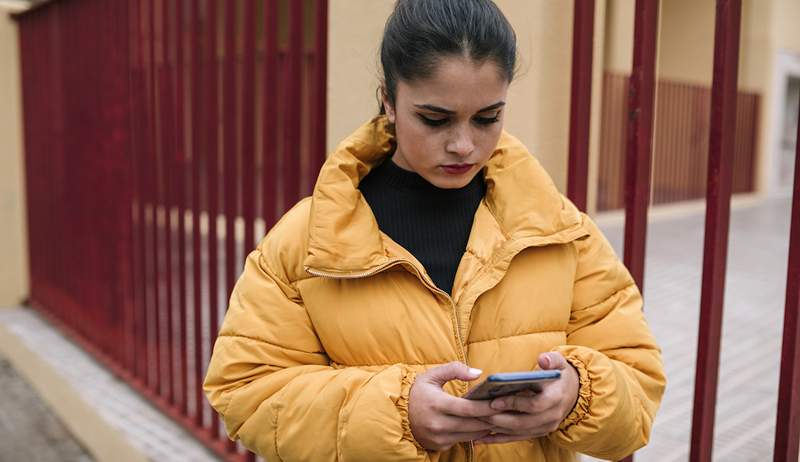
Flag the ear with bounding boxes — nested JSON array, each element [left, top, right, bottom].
[[380, 86, 396, 124]]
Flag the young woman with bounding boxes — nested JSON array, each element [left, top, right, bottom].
[[204, 1, 666, 460]]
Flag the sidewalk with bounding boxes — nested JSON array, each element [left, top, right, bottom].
[[0, 353, 92, 462], [590, 195, 791, 461], [0, 196, 791, 462], [0, 308, 221, 462]]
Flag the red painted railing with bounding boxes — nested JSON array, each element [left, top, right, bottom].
[[597, 74, 759, 212], [567, 0, 800, 461], [16, 0, 327, 460]]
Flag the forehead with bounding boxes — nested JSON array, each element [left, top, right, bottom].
[[397, 56, 509, 112]]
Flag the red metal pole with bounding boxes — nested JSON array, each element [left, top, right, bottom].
[[223, 0, 238, 312], [190, 0, 205, 431], [309, 0, 328, 189], [566, 0, 594, 212], [262, 0, 278, 229], [148, 0, 160, 393], [283, 0, 303, 210], [161, 0, 177, 407], [242, 0, 256, 253], [128, 0, 147, 382], [222, 1, 238, 452], [620, 2, 659, 461], [206, 0, 222, 441], [623, 0, 659, 293], [174, 0, 189, 416], [774, 99, 800, 462], [690, 1, 742, 461]]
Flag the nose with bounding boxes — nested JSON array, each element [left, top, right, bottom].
[[445, 126, 474, 158]]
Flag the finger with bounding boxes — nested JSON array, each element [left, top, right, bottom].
[[483, 409, 557, 433], [424, 362, 483, 387], [474, 432, 547, 444], [432, 414, 497, 433], [490, 393, 554, 414], [538, 351, 567, 371], [438, 394, 501, 418]]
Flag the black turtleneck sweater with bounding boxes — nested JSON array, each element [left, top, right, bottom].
[[358, 158, 486, 295]]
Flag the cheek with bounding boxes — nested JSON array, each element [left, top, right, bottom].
[[477, 127, 504, 157], [397, 123, 441, 163]]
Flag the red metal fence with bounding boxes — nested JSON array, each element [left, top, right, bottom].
[[16, 0, 327, 460], [567, 0, 799, 461], [597, 73, 759, 211]]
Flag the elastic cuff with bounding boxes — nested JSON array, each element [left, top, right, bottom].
[[559, 355, 592, 432], [397, 370, 426, 453]]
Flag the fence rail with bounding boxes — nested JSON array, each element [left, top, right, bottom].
[[598, 73, 759, 212], [17, 0, 327, 460]]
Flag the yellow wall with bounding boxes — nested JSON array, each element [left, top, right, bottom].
[[327, 0, 577, 191], [0, 7, 28, 306]]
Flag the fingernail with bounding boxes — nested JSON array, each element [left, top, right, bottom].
[[491, 400, 506, 410], [469, 368, 483, 376]]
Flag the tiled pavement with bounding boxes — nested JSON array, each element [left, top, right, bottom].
[[589, 196, 791, 461], [0, 308, 221, 462], [0, 196, 792, 461]]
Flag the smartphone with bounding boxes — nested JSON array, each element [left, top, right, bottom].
[[463, 370, 562, 400]]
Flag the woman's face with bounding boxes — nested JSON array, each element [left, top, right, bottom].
[[382, 57, 510, 189]]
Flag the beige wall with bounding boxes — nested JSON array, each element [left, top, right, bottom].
[[327, 0, 576, 192], [603, 0, 634, 75], [0, 7, 28, 306], [327, 0, 796, 202], [775, 0, 800, 53]]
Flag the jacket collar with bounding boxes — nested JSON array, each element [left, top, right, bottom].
[[304, 116, 585, 274]]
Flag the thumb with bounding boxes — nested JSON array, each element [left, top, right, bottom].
[[424, 362, 483, 387], [538, 352, 568, 371]]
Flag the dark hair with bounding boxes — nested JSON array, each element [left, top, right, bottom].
[[379, 0, 517, 113]]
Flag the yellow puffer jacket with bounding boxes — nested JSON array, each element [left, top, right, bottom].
[[204, 116, 666, 461]]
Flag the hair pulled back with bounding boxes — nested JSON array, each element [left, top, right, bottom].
[[379, 0, 517, 112]]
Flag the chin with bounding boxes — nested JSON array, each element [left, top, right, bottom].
[[426, 172, 476, 189]]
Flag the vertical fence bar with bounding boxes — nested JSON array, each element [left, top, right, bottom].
[[223, 0, 238, 309], [623, 0, 658, 293], [567, 0, 594, 212], [689, 1, 742, 461], [206, 0, 222, 441], [620, 2, 659, 460], [283, 0, 303, 210], [242, 0, 256, 253], [310, 0, 328, 183], [174, 0, 189, 416], [161, 0, 177, 406], [774, 99, 800, 462], [147, 0, 160, 393], [130, 0, 147, 384], [190, 0, 205, 431], [262, 0, 278, 229], [222, 0, 238, 453]]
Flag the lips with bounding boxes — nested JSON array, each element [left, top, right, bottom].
[[441, 164, 474, 175]]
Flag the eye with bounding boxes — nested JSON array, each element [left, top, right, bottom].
[[417, 114, 449, 127], [473, 113, 501, 125]]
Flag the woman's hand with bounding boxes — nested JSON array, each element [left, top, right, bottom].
[[475, 352, 580, 444], [408, 362, 502, 451]]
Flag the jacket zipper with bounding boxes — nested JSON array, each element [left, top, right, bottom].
[[306, 260, 474, 461]]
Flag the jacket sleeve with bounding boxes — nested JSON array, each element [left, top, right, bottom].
[[547, 214, 666, 460], [203, 237, 429, 461]]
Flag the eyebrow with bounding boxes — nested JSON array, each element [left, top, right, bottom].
[[413, 101, 506, 115]]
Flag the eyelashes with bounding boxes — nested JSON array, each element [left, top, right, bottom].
[[417, 113, 501, 127]]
